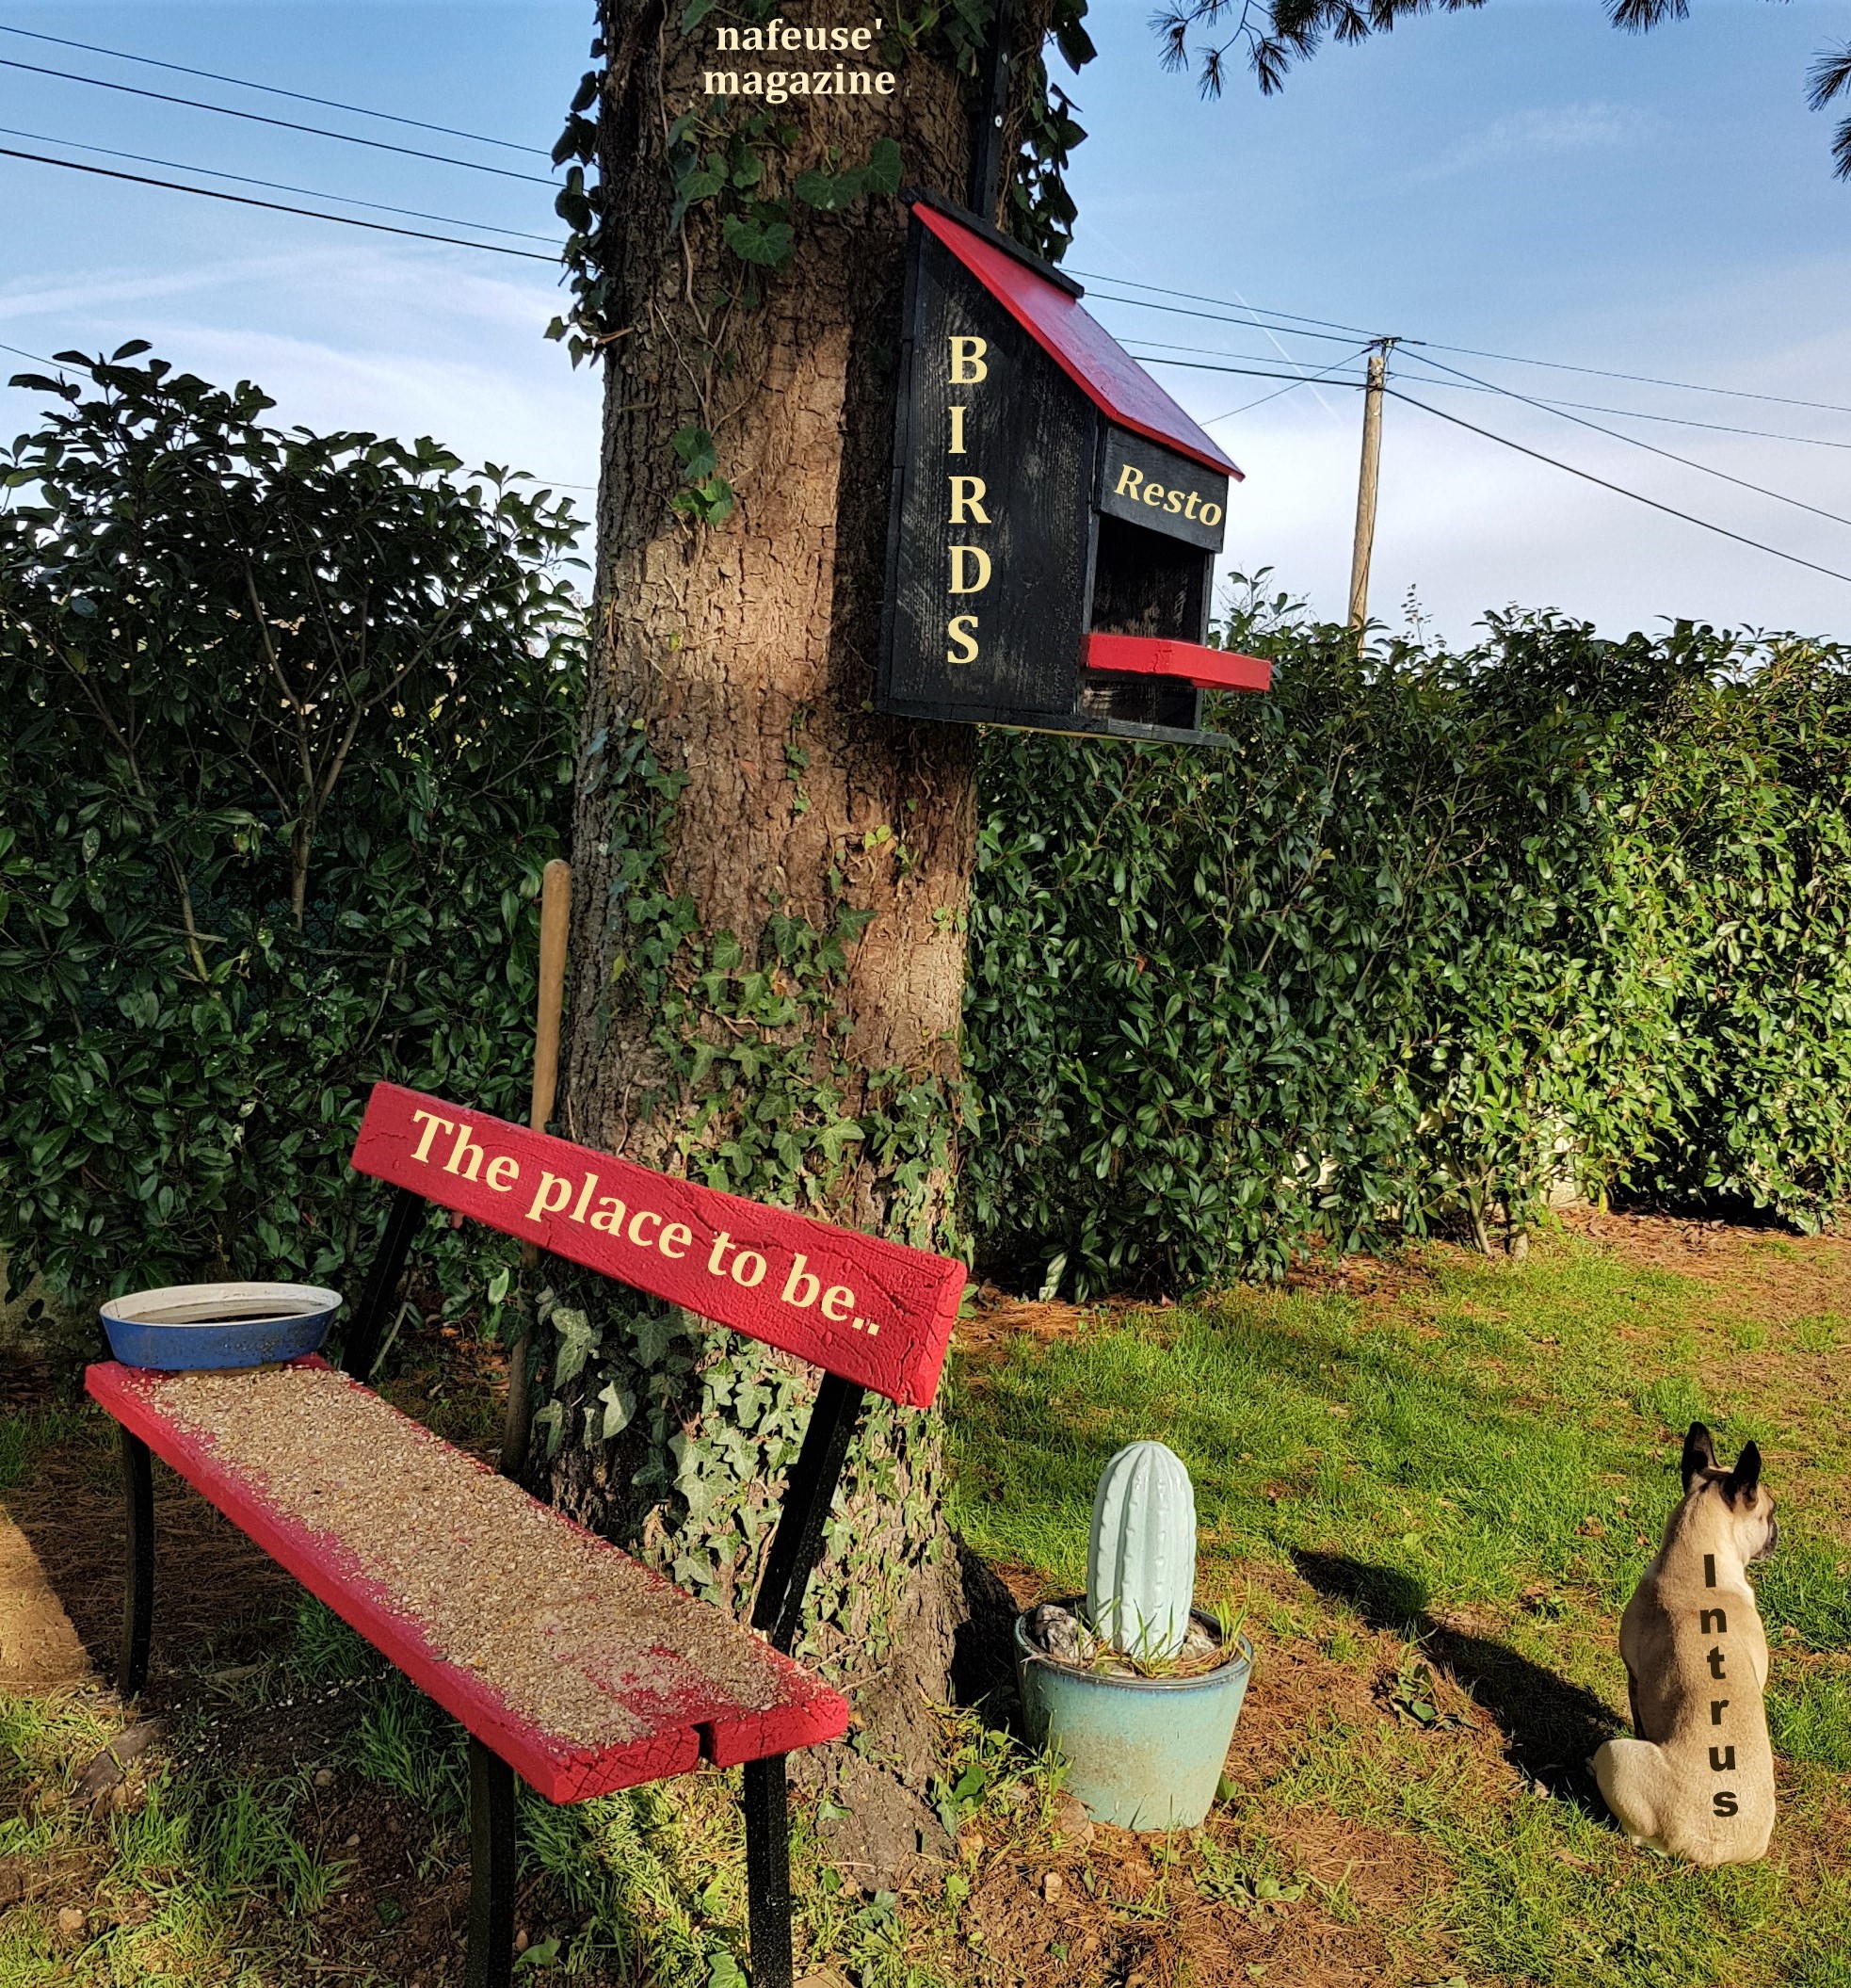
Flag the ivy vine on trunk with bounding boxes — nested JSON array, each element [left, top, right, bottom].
[[529, 0, 1091, 1874]]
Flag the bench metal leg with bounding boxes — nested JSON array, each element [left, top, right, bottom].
[[467, 1737, 517, 1988], [743, 1754, 794, 1988], [119, 1427, 154, 1699], [341, 1183, 425, 1380], [738, 1372, 864, 1987]]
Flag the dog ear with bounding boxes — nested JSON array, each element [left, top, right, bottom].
[[1682, 1423, 1718, 1488], [1724, 1440, 1762, 1504]]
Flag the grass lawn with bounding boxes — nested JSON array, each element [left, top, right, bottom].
[[3, 1212, 1849, 1984], [949, 1214, 1851, 1985]]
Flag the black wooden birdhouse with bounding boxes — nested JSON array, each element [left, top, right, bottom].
[[877, 192, 1270, 748]]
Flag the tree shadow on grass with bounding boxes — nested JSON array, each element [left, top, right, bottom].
[[1293, 1550, 1623, 1815]]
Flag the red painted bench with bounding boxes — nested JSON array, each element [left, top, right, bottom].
[[89, 1080, 965, 1988]]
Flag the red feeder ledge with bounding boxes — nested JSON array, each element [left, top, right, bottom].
[[1086, 635, 1272, 695]]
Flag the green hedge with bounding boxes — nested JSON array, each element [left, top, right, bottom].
[[964, 593, 1851, 1295], [0, 351, 582, 1306], [8, 354, 1848, 1316]]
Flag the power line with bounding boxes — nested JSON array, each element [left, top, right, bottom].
[[0, 56, 557, 186], [1407, 336, 1851, 420], [1080, 267, 1851, 420], [1127, 334, 1851, 450], [1088, 288, 1369, 350], [1070, 267, 1375, 340], [1350, 368, 1851, 453], [1121, 344, 1851, 577], [1398, 347, 1851, 534], [1198, 276, 1354, 423], [1125, 350, 1370, 389], [0, 122, 560, 242], [1200, 344, 1379, 423], [1388, 386, 1851, 590], [0, 145, 559, 260], [1119, 333, 1371, 374], [0, 21, 549, 156]]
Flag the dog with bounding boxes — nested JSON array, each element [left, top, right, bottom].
[[1590, 1423, 1779, 1866]]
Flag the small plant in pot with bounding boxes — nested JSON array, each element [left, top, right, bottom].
[[1014, 1440, 1254, 1830]]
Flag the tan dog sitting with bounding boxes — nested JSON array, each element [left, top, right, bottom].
[[1591, 1423, 1779, 1865]]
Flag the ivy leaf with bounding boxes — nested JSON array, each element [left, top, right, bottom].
[[669, 476, 736, 527], [721, 214, 794, 267], [530, 1402, 565, 1462], [681, 161, 728, 204], [862, 137, 903, 197], [633, 1309, 679, 1367], [793, 164, 866, 213], [818, 1118, 865, 1165], [680, 0, 717, 28], [552, 1306, 601, 1386], [671, 427, 719, 480], [794, 140, 899, 213], [1054, 14, 1098, 71]]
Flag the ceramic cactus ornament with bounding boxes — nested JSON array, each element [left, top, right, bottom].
[[1087, 1440, 1197, 1659]]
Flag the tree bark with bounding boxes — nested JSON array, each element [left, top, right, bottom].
[[541, 0, 1030, 1883], [568, 8, 981, 1163]]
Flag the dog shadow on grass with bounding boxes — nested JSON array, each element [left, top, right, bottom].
[[1292, 1550, 1624, 1814]]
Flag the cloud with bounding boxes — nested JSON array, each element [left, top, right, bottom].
[[1414, 101, 1656, 180], [1, 234, 600, 499], [0, 252, 322, 327]]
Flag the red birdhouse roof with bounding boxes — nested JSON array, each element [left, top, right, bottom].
[[913, 200, 1243, 481]]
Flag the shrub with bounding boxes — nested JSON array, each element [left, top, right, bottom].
[[0, 347, 582, 1303], [965, 583, 1851, 1294]]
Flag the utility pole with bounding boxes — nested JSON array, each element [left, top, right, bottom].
[[1347, 338, 1395, 642]]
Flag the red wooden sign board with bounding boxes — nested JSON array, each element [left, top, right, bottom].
[[351, 1083, 966, 1410]]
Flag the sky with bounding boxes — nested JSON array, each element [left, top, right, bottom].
[[3, 0, 1848, 644]]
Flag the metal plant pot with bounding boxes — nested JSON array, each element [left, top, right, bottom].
[[1014, 1604, 1254, 1831], [100, 1283, 342, 1371]]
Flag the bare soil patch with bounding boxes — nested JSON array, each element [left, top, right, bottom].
[[6, 1424, 298, 1689], [1559, 1204, 1851, 1317]]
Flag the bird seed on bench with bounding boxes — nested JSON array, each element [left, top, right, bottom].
[[147, 1365, 791, 1749]]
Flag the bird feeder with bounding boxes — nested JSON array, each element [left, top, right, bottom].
[[877, 192, 1271, 748]]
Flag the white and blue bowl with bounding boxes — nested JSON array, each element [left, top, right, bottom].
[[100, 1282, 343, 1371]]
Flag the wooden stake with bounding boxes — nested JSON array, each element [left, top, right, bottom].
[[1347, 344, 1390, 642], [527, 859, 571, 1139], [499, 858, 571, 1479]]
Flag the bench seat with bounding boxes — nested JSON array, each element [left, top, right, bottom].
[[86, 1358, 849, 1803]]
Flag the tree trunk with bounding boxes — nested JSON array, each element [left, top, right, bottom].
[[539, 0, 1028, 1884]]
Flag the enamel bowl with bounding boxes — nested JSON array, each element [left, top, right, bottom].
[[99, 1282, 343, 1371]]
